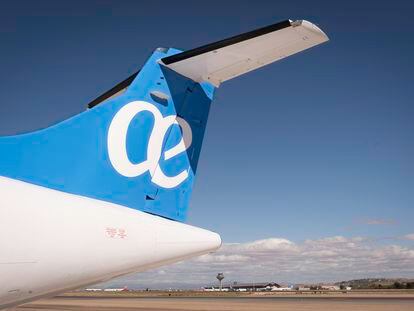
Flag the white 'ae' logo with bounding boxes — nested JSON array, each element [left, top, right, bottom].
[[107, 101, 192, 189]]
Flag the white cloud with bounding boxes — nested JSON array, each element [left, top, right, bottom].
[[234, 238, 297, 251], [364, 219, 396, 225], [196, 254, 249, 263], [403, 233, 414, 240], [99, 235, 414, 289]]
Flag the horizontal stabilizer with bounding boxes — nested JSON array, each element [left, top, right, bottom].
[[161, 20, 328, 87]]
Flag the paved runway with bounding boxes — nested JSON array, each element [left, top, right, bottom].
[[13, 296, 414, 311]]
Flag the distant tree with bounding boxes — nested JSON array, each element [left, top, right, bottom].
[[339, 285, 345, 290], [393, 282, 403, 289], [406, 282, 414, 289]]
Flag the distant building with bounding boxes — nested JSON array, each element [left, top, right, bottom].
[[203, 287, 229, 292], [295, 284, 351, 291], [103, 286, 129, 292], [271, 286, 293, 291], [204, 282, 281, 292], [232, 282, 281, 292], [321, 285, 340, 291]]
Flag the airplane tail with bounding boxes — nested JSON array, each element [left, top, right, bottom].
[[0, 20, 328, 221]]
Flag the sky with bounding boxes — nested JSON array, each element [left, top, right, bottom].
[[1, 0, 413, 286]]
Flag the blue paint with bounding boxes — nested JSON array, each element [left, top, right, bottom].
[[0, 48, 215, 222]]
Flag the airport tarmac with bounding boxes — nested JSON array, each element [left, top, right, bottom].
[[12, 294, 414, 311]]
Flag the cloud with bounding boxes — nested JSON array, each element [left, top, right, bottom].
[[195, 254, 249, 263], [99, 235, 414, 289], [233, 238, 297, 252], [403, 234, 414, 240], [364, 219, 396, 225]]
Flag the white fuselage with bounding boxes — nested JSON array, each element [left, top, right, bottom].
[[0, 176, 221, 309]]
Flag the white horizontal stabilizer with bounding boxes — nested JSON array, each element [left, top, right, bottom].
[[161, 20, 328, 87]]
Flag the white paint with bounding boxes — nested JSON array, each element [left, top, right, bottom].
[[162, 20, 329, 87], [107, 101, 192, 189], [0, 176, 221, 309]]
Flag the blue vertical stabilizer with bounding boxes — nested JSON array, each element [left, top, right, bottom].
[[0, 48, 215, 221], [0, 19, 328, 221]]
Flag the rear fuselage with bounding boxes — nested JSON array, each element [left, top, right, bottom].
[[0, 177, 221, 309]]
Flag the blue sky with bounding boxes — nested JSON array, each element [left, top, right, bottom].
[[1, 0, 413, 285]]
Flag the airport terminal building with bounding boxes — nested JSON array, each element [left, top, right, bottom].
[[204, 282, 283, 292]]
